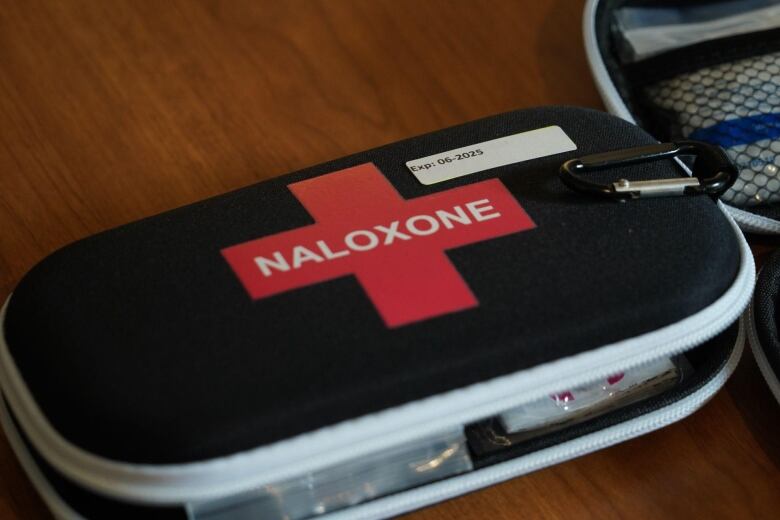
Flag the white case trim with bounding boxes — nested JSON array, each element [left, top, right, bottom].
[[0, 322, 745, 520], [0, 397, 85, 520]]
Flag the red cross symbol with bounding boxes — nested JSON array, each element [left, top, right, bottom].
[[222, 163, 535, 327]]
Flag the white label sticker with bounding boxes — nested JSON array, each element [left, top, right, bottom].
[[406, 125, 577, 185]]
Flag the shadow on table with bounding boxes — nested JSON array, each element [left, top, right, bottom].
[[727, 343, 780, 468], [534, 0, 603, 109]]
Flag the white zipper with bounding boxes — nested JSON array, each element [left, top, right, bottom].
[[582, 0, 780, 235], [0, 208, 755, 505], [747, 300, 780, 403], [725, 206, 780, 234], [0, 396, 86, 520], [0, 322, 744, 520], [328, 321, 745, 520]]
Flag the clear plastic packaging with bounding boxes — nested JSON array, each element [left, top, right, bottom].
[[189, 358, 688, 519], [500, 356, 684, 435], [467, 356, 689, 459], [188, 429, 472, 520]]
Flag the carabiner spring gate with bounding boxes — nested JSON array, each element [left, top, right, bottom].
[[559, 141, 738, 201]]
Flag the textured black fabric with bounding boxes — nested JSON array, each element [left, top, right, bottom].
[[3, 397, 186, 520], [753, 250, 780, 383], [3, 107, 740, 464]]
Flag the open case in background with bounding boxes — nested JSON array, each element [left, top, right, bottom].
[[0, 107, 754, 519], [584, 0, 780, 233]]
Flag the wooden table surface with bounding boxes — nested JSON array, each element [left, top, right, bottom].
[[1, 0, 779, 518]]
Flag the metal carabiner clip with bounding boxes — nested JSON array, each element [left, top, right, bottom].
[[559, 140, 738, 201]]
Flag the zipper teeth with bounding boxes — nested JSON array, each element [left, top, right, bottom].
[[329, 321, 745, 520], [728, 207, 780, 234]]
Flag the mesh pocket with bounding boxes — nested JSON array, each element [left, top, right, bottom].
[[643, 51, 780, 208]]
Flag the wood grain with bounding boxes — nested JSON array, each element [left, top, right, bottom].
[[0, 1, 778, 518]]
